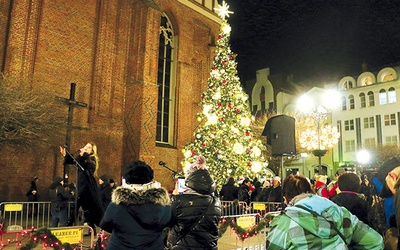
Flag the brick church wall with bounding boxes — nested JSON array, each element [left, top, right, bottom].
[[0, 0, 220, 201]]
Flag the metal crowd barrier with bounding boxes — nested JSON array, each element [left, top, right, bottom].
[[219, 201, 282, 249], [220, 200, 282, 217], [220, 200, 249, 217], [0, 201, 76, 231], [0, 202, 97, 249], [0, 201, 282, 249]]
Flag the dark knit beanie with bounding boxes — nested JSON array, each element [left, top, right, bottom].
[[123, 160, 154, 184]]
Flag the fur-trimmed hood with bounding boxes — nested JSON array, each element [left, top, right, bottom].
[[111, 186, 171, 227], [112, 186, 170, 206]]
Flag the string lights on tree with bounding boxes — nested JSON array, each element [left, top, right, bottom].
[[181, 1, 267, 186]]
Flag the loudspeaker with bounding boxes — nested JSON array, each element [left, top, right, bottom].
[[262, 115, 296, 156]]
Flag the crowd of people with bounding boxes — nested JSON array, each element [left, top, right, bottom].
[[27, 144, 400, 249], [220, 175, 283, 204], [217, 167, 400, 249], [26, 143, 220, 249]]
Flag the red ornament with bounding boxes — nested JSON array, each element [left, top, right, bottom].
[[220, 117, 225, 121], [218, 35, 223, 39], [218, 103, 222, 108], [229, 55, 233, 60], [247, 162, 252, 166], [202, 143, 206, 147], [228, 103, 232, 108], [222, 61, 227, 65], [235, 109, 240, 113], [245, 131, 250, 136], [222, 80, 227, 85]]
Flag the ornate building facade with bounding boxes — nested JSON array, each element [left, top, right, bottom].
[[247, 66, 400, 178]]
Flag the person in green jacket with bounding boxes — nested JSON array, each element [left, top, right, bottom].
[[266, 174, 384, 250]]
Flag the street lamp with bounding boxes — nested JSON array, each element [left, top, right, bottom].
[[356, 149, 371, 174], [297, 91, 340, 174]]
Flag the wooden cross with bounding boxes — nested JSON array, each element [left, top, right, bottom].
[[57, 83, 88, 184]]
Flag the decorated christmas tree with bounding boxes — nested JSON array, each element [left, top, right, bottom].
[[181, 1, 267, 187]]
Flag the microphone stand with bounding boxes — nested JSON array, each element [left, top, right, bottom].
[[64, 146, 84, 226], [159, 162, 178, 179]]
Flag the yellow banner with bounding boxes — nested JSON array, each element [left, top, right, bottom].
[[4, 204, 23, 211], [50, 228, 83, 244], [237, 216, 256, 229], [253, 203, 266, 211]]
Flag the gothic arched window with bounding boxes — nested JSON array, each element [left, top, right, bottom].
[[156, 14, 177, 145]]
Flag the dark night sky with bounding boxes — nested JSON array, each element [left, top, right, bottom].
[[225, 0, 400, 85]]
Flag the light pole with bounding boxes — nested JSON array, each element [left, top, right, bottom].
[[310, 106, 329, 174], [297, 91, 340, 175]]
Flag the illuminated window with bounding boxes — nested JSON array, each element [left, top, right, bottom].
[[359, 93, 366, 108], [379, 89, 387, 105], [383, 73, 394, 82], [156, 14, 176, 145], [361, 76, 373, 86], [388, 87, 396, 104]]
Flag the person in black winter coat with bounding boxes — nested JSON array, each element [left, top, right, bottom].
[[256, 180, 272, 202], [100, 160, 171, 250], [98, 175, 113, 209], [331, 172, 369, 224], [49, 176, 70, 227], [219, 177, 238, 201], [268, 176, 283, 202], [238, 178, 252, 205], [166, 155, 221, 250], [60, 142, 104, 232], [26, 176, 39, 217], [26, 176, 39, 201]]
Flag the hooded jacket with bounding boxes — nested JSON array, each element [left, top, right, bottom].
[[266, 194, 383, 249], [100, 185, 171, 250], [167, 169, 221, 250]]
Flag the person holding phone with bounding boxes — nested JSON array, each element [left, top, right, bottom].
[[166, 155, 221, 249]]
